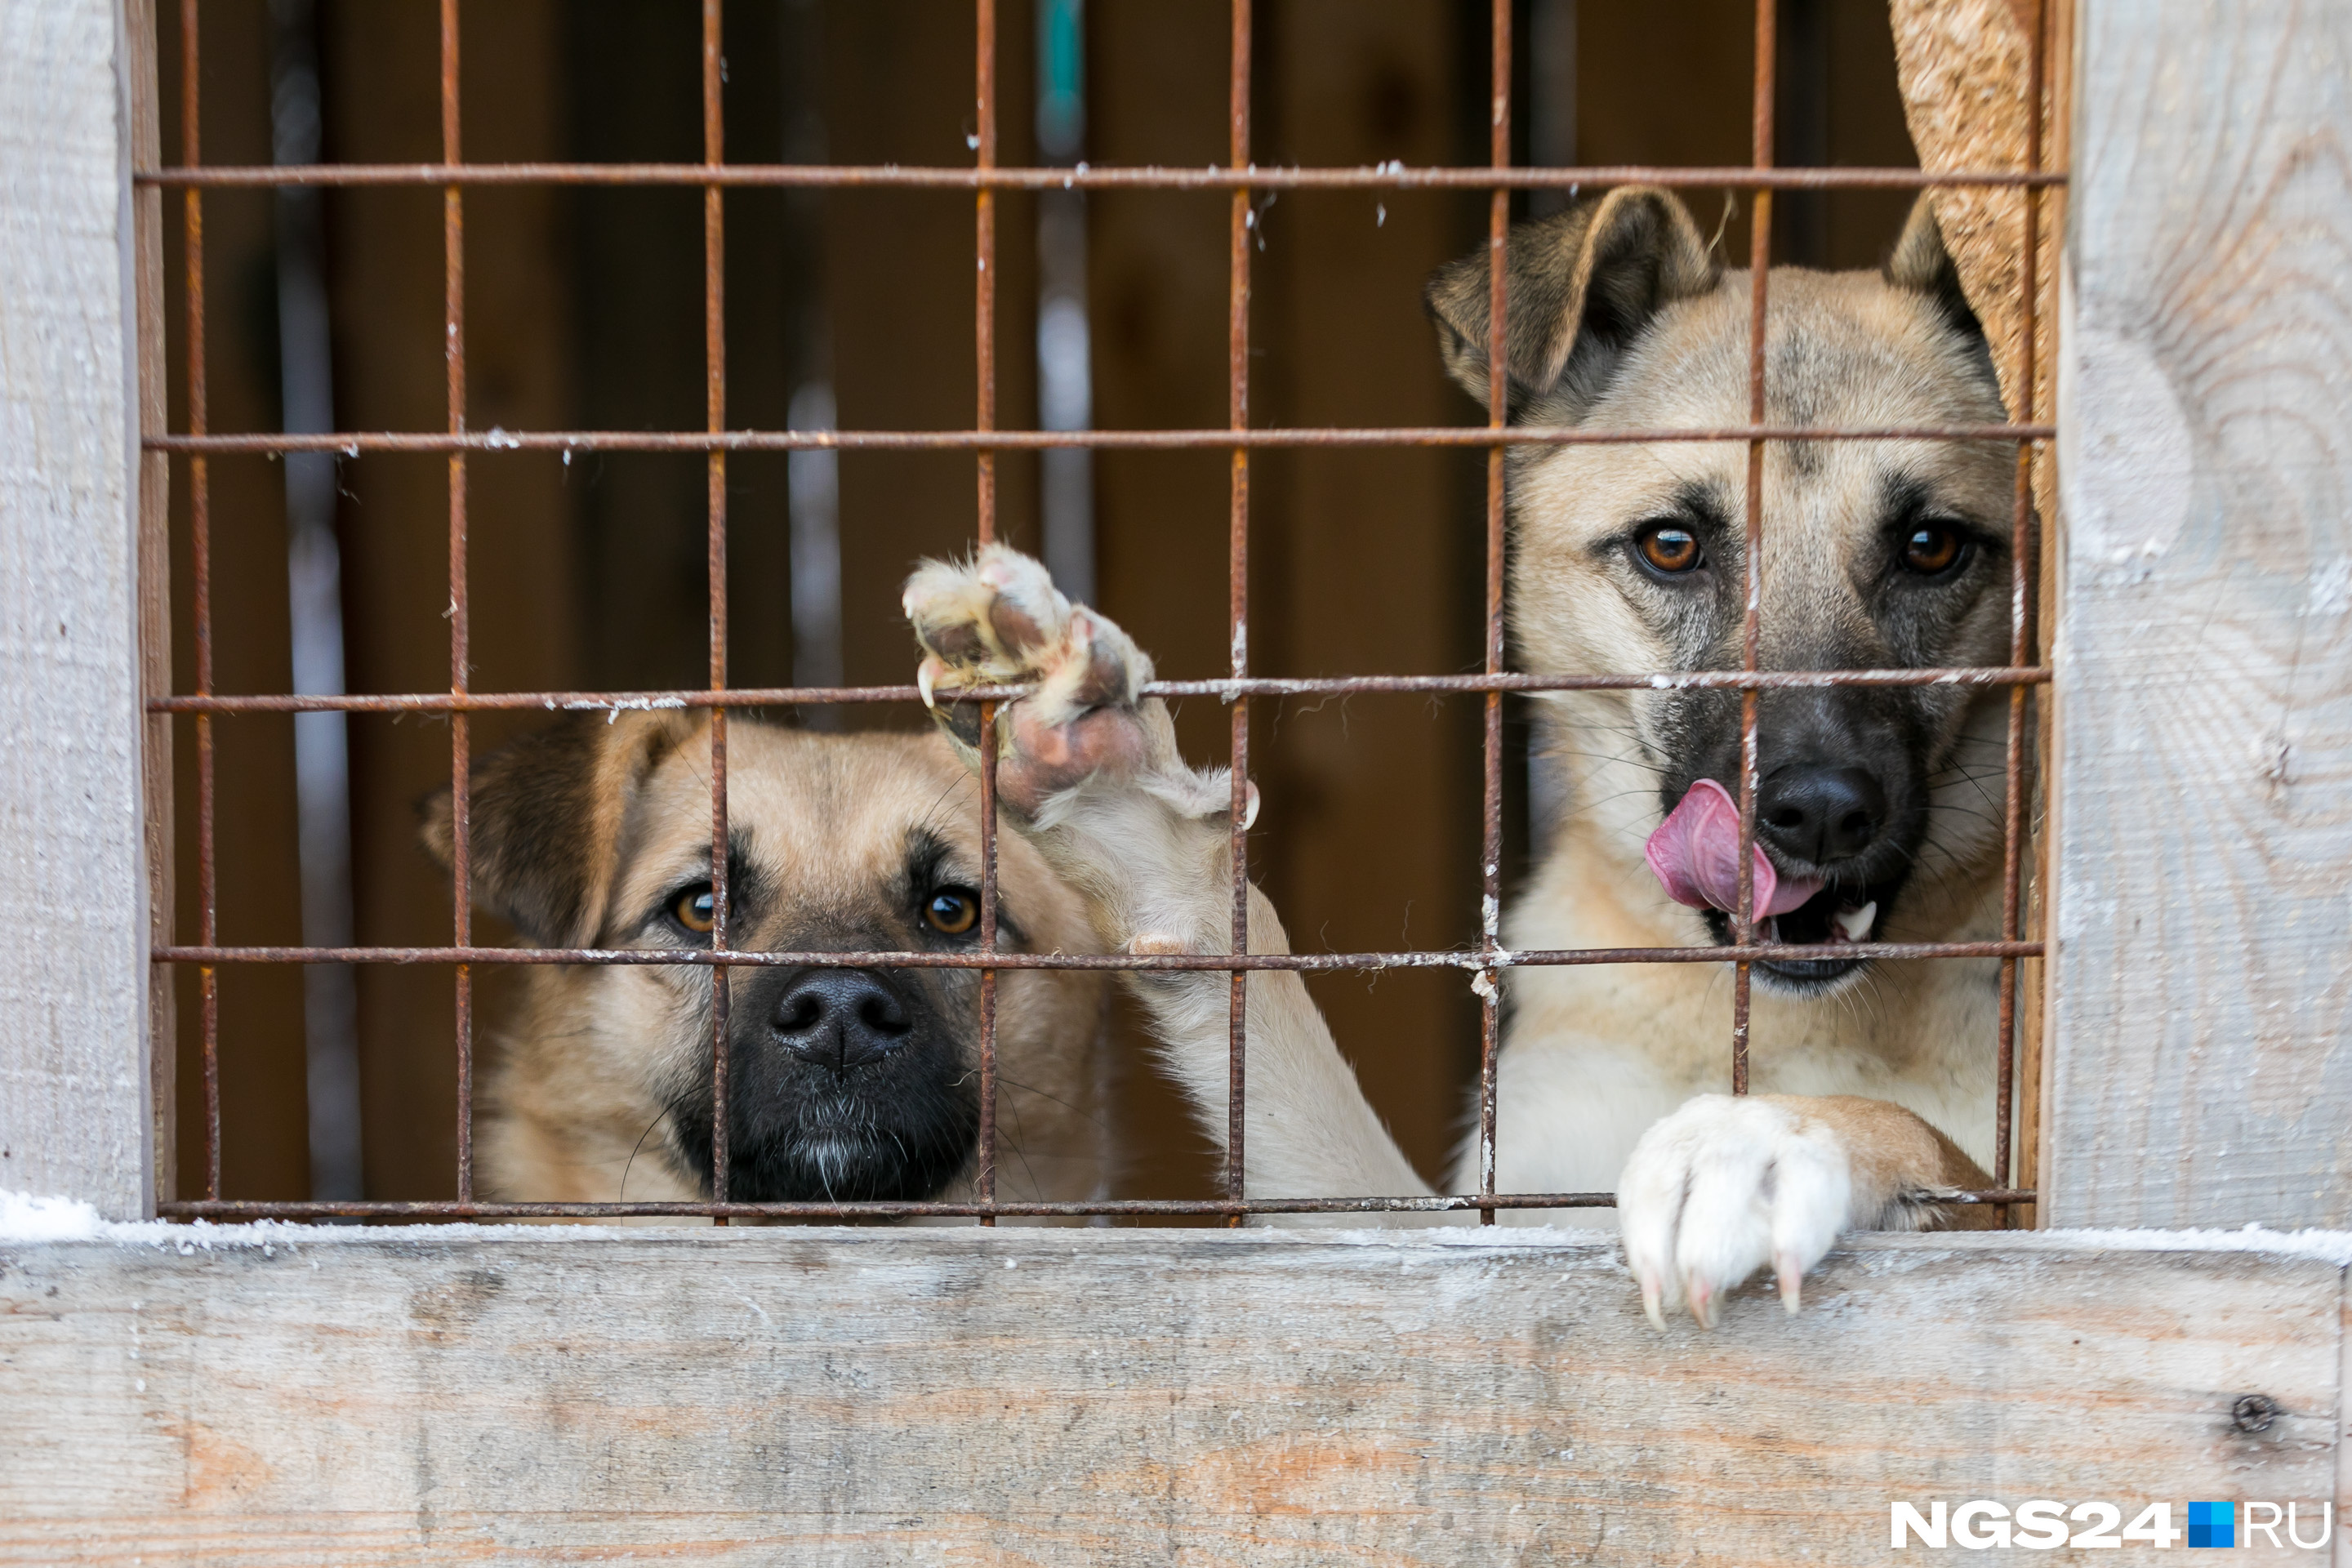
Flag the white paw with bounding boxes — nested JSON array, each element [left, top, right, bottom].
[[902, 546, 1156, 815], [1617, 1094, 1854, 1329]]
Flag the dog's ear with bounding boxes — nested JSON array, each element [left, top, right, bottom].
[[1425, 185, 1718, 420], [420, 710, 701, 947], [1884, 193, 1987, 344]]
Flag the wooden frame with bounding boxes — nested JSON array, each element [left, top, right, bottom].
[[0, 0, 158, 1222], [2042, 0, 2352, 1233], [4, 0, 2351, 1559]]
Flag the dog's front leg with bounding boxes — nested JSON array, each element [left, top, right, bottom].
[[904, 547, 1437, 1216], [1615, 1092, 1992, 1328]]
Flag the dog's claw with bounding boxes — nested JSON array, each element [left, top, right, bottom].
[[1639, 1271, 1665, 1331], [1686, 1275, 1717, 1330], [1616, 1094, 1855, 1334], [904, 545, 1174, 818], [1775, 1250, 1804, 1314]]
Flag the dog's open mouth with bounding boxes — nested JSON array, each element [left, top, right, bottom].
[[1757, 882, 1885, 985], [1648, 778, 1900, 990], [1691, 880, 1896, 989]]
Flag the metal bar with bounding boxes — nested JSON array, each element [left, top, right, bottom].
[[975, 0, 998, 537], [1731, 0, 1777, 1098], [148, 6, 2069, 1233], [155, 1189, 2035, 1221], [154, 938, 2047, 971], [1226, 0, 1251, 1227], [1994, 0, 2050, 1227], [148, 666, 2055, 714], [180, 0, 220, 1204], [1477, 0, 1508, 1226], [974, 0, 1000, 1227], [978, 703, 1000, 1220], [702, 0, 732, 1222], [137, 162, 2067, 193], [440, 0, 473, 1204], [144, 421, 2056, 455]]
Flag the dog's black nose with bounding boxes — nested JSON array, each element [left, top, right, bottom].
[[1757, 765, 1886, 865], [770, 970, 914, 1071]]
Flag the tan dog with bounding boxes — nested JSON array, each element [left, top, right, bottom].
[[906, 187, 2015, 1322], [423, 713, 1109, 1212]]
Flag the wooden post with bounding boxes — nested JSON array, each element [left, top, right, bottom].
[[0, 0, 156, 1218], [2047, 0, 2352, 1227]]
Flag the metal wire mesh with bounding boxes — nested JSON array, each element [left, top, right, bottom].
[[146, 0, 2050, 1223]]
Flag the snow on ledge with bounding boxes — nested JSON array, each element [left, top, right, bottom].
[[0, 1190, 651, 1250], [7, 1189, 2352, 1263]]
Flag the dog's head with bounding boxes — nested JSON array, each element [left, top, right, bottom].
[[423, 714, 1105, 1202], [1429, 189, 2014, 992]]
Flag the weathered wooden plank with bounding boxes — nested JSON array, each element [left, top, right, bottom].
[[2048, 0, 2352, 1227], [0, 0, 154, 1217], [0, 1227, 2336, 1565]]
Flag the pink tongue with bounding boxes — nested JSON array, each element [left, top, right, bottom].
[[1645, 778, 1825, 919]]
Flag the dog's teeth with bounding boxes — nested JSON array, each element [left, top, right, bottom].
[[1833, 902, 1878, 943], [916, 659, 939, 710]]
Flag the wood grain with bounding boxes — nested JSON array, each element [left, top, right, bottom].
[[0, 0, 154, 1218], [0, 1227, 2338, 1565], [2048, 0, 2352, 1227]]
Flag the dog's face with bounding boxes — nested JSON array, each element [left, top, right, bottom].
[[425, 716, 1104, 1203], [1431, 190, 2014, 993]]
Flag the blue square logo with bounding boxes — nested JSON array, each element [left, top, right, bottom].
[[2187, 1500, 2235, 1548]]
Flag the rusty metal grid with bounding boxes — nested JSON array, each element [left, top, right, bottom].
[[145, 0, 2051, 1223]]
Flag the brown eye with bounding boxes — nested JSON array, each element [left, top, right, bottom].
[[924, 887, 980, 937], [1901, 524, 1965, 576], [671, 885, 716, 935], [1636, 523, 1704, 575]]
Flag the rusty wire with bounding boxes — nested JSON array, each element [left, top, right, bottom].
[[1225, 0, 1253, 1230], [439, 0, 474, 1207], [974, 0, 1001, 1227], [701, 0, 733, 1223], [154, 938, 2043, 972], [180, 0, 218, 1205], [140, 162, 2060, 192], [1731, 0, 1776, 1097], [152, 2, 2051, 1223], [146, 421, 2048, 455], [150, 666, 2052, 716], [1475, 0, 1510, 1227], [162, 1190, 2033, 1222]]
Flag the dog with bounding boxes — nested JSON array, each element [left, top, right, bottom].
[[904, 185, 2016, 1322], [421, 711, 1110, 1214]]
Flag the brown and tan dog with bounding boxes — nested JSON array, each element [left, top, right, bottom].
[[423, 712, 1108, 1213]]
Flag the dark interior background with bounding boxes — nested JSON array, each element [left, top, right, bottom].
[[156, 0, 1918, 1210]]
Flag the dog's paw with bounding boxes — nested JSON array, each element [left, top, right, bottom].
[[1617, 1094, 1855, 1330], [903, 546, 1158, 816]]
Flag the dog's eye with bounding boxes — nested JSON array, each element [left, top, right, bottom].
[[1900, 524, 1967, 577], [923, 887, 981, 937], [1634, 523, 1704, 576], [670, 884, 716, 935]]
